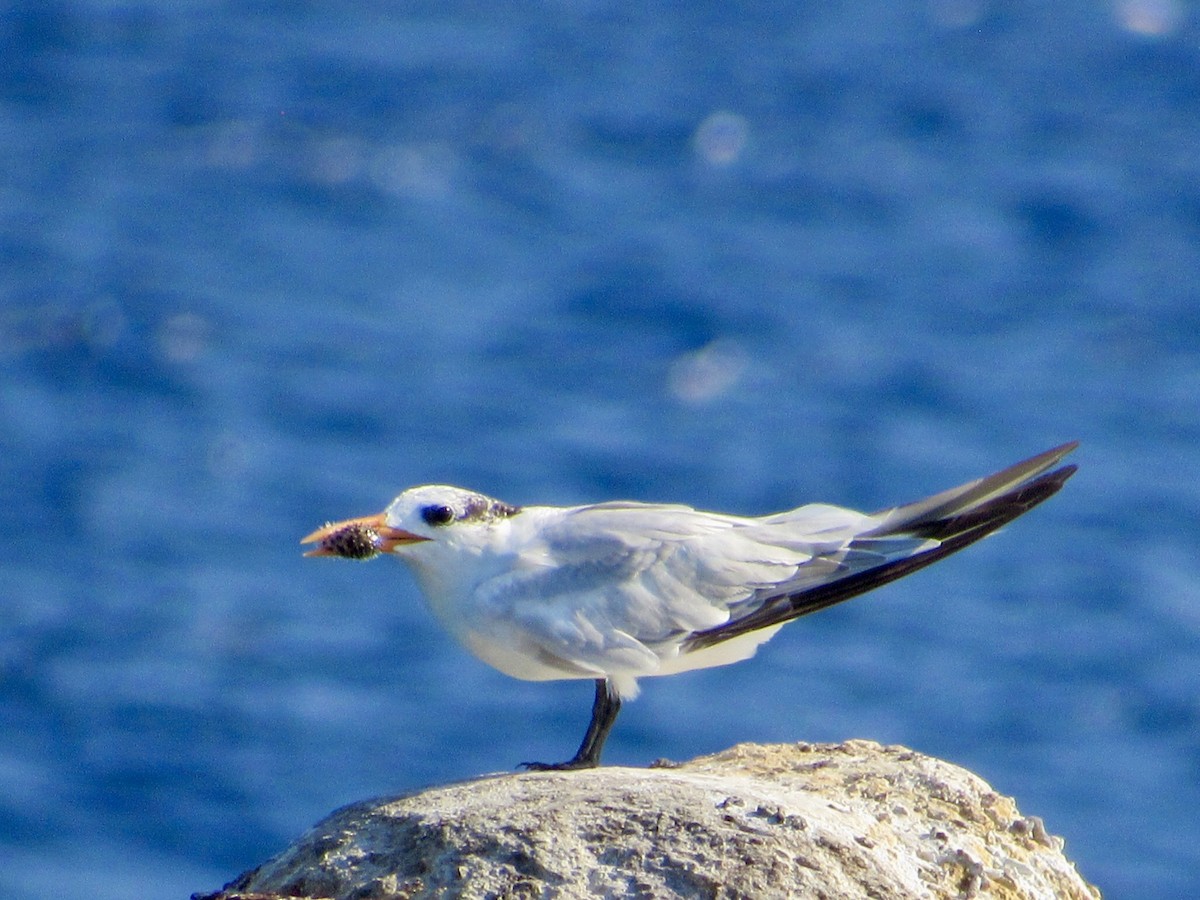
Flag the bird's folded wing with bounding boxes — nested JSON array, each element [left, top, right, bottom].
[[470, 501, 883, 676]]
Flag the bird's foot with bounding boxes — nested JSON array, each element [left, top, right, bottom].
[[519, 757, 599, 772]]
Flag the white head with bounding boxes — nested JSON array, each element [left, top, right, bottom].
[[301, 485, 522, 560]]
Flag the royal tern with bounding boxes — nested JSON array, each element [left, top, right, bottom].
[[302, 442, 1077, 770]]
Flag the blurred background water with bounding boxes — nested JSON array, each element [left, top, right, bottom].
[[2, 1, 1198, 897]]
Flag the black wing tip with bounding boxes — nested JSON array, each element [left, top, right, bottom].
[[911, 460, 1076, 541], [1048, 461, 1078, 484], [997, 440, 1080, 486], [683, 451, 1079, 654], [1037, 440, 1080, 462], [1034, 442, 1079, 478], [1019, 461, 1079, 504], [1025, 460, 1078, 495]]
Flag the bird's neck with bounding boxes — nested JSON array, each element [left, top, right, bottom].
[[398, 532, 512, 630]]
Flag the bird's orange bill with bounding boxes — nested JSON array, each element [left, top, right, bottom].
[[301, 512, 429, 557]]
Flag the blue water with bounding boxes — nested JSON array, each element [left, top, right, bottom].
[[2, 2, 1198, 897]]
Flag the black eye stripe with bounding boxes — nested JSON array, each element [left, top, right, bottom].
[[421, 504, 456, 526]]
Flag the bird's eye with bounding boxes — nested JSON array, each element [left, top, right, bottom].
[[421, 504, 456, 526]]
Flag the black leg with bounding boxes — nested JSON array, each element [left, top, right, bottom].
[[522, 678, 621, 771]]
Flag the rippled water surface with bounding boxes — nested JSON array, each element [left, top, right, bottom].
[[2, 3, 1199, 898]]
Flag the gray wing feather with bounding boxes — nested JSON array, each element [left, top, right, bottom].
[[473, 502, 853, 674]]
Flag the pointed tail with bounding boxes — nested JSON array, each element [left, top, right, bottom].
[[684, 442, 1078, 652]]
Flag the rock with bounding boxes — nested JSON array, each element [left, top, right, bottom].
[[195, 740, 1100, 900]]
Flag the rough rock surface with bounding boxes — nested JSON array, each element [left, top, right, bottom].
[[197, 740, 1100, 900]]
